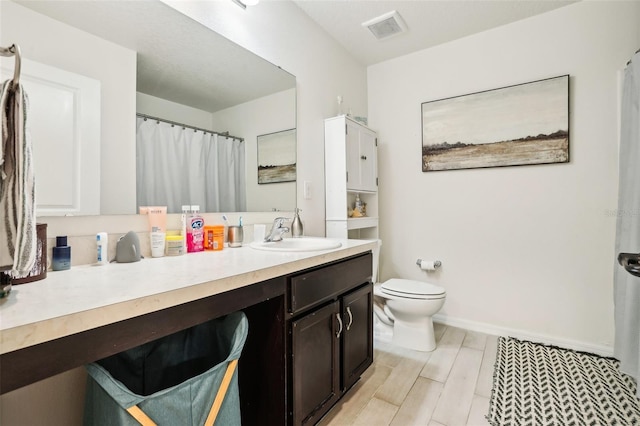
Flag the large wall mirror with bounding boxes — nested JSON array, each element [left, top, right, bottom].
[[0, 0, 296, 215]]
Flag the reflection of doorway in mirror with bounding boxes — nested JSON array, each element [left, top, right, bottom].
[[1, 58, 101, 216], [257, 129, 297, 184]]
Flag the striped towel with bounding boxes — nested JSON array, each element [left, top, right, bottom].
[[0, 79, 36, 278]]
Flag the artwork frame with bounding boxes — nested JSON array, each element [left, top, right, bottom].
[[257, 128, 297, 184], [421, 75, 569, 172]]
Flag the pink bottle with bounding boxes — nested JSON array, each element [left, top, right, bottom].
[[186, 205, 204, 253]]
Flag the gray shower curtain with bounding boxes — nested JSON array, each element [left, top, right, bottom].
[[614, 51, 640, 396], [136, 117, 246, 213]]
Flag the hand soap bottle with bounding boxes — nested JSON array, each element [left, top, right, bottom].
[[292, 208, 304, 238]]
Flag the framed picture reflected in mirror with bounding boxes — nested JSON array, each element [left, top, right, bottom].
[[257, 128, 297, 184]]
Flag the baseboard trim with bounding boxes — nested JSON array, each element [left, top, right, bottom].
[[433, 314, 614, 358]]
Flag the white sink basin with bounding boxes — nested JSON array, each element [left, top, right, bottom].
[[249, 237, 342, 252]]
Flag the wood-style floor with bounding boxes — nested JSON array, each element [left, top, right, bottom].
[[318, 323, 496, 426]]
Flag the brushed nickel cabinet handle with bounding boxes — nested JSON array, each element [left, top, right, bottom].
[[346, 307, 353, 331]]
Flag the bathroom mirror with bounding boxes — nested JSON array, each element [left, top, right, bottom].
[[2, 0, 297, 215]]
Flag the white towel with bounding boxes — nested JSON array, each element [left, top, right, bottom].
[[0, 79, 36, 277]]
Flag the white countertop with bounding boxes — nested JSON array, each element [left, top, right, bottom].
[[0, 238, 376, 355]]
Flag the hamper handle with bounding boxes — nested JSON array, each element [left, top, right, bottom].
[[126, 405, 157, 426], [205, 359, 239, 426]]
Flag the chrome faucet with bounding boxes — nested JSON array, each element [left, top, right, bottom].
[[265, 217, 290, 242]]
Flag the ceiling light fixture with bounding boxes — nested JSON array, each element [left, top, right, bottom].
[[362, 10, 407, 40], [231, 0, 259, 9]]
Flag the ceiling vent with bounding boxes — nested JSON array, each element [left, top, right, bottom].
[[362, 10, 407, 40]]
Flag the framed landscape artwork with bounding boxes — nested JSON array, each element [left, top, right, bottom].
[[257, 128, 297, 184], [421, 75, 569, 172]]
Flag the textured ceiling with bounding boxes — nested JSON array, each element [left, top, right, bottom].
[[17, 0, 577, 111], [293, 0, 577, 66], [16, 0, 295, 113]]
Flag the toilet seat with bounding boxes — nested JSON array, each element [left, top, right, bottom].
[[380, 279, 445, 300]]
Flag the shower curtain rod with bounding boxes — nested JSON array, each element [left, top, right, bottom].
[[136, 113, 244, 142]]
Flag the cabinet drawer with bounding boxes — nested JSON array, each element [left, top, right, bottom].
[[289, 253, 372, 315]]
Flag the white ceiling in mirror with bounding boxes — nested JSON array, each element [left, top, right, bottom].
[[15, 0, 295, 113]]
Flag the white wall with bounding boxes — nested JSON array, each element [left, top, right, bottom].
[[212, 88, 296, 212], [136, 92, 214, 129], [368, 1, 640, 354], [1, 1, 137, 215], [165, 0, 368, 236]]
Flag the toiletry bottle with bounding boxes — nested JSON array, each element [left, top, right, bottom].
[[186, 206, 194, 252], [165, 235, 184, 256], [181, 205, 190, 253], [292, 208, 304, 237], [52, 236, 71, 271], [146, 206, 167, 258], [96, 232, 108, 265], [187, 205, 205, 253], [355, 193, 363, 211]]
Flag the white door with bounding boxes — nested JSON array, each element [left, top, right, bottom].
[[1, 58, 101, 216]]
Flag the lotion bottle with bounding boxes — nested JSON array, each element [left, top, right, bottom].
[[292, 208, 304, 237]]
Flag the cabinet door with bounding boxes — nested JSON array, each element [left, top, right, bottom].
[[291, 301, 341, 425], [358, 128, 377, 192], [346, 120, 378, 193], [346, 120, 362, 191], [342, 284, 374, 391]]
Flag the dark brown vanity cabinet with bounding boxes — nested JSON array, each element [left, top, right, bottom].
[[288, 253, 373, 426], [0, 248, 376, 426]]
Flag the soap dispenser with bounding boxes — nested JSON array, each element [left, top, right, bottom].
[[292, 208, 304, 238]]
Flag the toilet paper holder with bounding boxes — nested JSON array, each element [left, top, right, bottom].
[[416, 259, 442, 270]]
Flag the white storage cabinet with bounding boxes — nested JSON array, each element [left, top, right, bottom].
[[325, 116, 378, 239]]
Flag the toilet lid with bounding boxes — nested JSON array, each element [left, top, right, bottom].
[[381, 279, 445, 298]]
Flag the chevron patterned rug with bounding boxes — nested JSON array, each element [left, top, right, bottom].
[[487, 337, 640, 426]]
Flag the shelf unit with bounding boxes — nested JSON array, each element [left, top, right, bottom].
[[325, 115, 378, 240]]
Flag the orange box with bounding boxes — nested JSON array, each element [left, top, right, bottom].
[[204, 225, 225, 251]]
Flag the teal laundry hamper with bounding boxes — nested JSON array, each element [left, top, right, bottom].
[[83, 311, 248, 426]]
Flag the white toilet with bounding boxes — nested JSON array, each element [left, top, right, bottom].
[[372, 242, 446, 352]]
